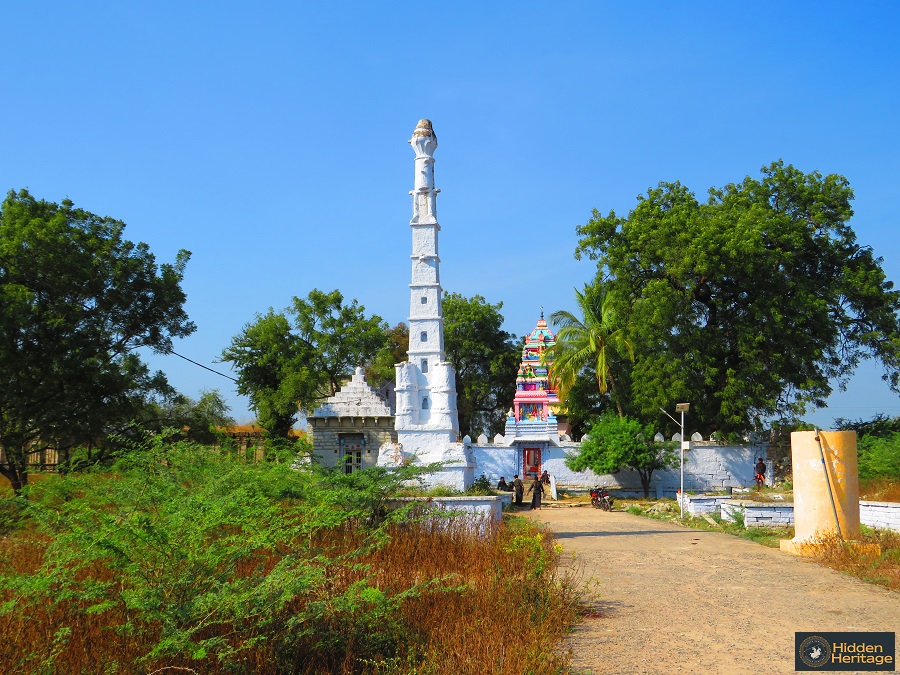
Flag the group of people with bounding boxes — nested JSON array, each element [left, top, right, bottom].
[[496, 462, 770, 500], [496, 470, 552, 510]]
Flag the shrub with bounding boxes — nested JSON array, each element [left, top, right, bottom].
[[857, 432, 900, 479], [812, 529, 900, 592], [465, 474, 493, 496], [0, 435, 580, 674]]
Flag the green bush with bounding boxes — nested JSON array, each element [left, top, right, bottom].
[[465, 474, 493, 496], [1, 434, 441, 671], [857, 432, 900, 479]]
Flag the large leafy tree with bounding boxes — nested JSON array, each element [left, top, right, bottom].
[[0, 189, 195, 493], [566, 413, 677, 498], [365, 322, 409, 390], [555, 365, 611, 441], [544, 279, 634, 417], [442, 293, 520, 438], [221, 289, 388, 440], [144, 389, 236, 445], [574, 161, 900, 435]]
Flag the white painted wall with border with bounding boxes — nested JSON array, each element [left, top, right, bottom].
[[470, 440, 771, 492]]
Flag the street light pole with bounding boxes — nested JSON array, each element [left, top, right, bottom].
[[675, 403, 690, 518], [680, 407, 685, 517], [662, 403, 691, 518]]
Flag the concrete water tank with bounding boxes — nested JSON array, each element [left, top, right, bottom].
[[780, 430, 862, 556]]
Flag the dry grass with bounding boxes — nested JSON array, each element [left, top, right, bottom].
[[0, 470, 54, 496], [811, 529, 900, 592], [858, 477, 900, 502], [0, 513, 580, 674]]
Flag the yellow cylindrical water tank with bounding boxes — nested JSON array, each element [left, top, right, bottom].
[[780, 430, 861, 556]]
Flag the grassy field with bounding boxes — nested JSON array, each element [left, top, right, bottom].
[[0, 448, 582, 674]]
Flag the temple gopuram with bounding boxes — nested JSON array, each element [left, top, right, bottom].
[[505, 311, 571, 477], [512, 311, 558, 421]]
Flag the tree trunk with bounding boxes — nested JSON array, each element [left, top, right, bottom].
[[638, 469, 653, 499], [58, 445, 70, 476], [607, 373, 625, 418], [0, 456, 30, 496]]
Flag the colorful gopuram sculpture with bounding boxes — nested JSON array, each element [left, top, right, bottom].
[[504, 311, 569, 477], [513, 310, 558, 423]]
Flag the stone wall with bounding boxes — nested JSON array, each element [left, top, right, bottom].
[[540, 444, 605, 485], [388, 495, 504, 535], [309, 416, 395, 470], [703, 499, 900, 532], [471, 444, 518, 482], [656, 443, 770, 491], [470, 440, 771, 493], [677, 494, 735, 515], [859, 501, 900, 532], [719, 500, 795, 527]]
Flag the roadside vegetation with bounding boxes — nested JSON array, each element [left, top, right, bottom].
[[859, 477, 900, 503], [0, 437, 580, 674]]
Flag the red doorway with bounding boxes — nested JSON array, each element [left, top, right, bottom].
[[523, 448, 541, 478]]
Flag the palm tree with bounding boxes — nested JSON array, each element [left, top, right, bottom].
[[543, 281, 633, 417]]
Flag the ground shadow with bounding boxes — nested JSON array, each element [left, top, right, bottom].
[[554, 529, 706, 539]]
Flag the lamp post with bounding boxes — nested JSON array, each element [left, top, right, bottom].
[[661, 403, 691, 518]]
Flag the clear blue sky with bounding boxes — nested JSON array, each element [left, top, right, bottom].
[[3, 2, 898, 429]]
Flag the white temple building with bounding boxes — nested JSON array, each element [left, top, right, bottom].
[[376, 119, 475, 490]]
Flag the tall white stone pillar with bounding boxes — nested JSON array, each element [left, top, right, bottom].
[[394, 119, 460, 461]]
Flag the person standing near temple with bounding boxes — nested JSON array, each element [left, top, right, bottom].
[[754, 458, 766, 490], [526, 475, 544, 510], [513, 475, 524, 506], [540, 469, 553, 501]]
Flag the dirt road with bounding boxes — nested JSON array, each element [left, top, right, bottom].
[[526, 507, 900, 674]]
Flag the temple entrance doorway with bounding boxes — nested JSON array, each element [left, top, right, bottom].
[[340, 434, 364, 474], [523, 447, 541, 478]]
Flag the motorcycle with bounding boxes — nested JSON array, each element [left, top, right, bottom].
[[589, 486, 614, 511]]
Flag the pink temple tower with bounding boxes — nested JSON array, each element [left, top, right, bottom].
[[512, 310, 559, 422], [505, 311, 570, 477]]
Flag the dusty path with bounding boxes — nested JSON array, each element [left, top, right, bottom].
[[526, 507, 900, 675]]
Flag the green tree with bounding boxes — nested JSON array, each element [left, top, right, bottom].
[[836, 414, 900, 479], [574, 161, 900, 435], [0, 189, 194, 493], [221, 289, 388, 440], [566, 413, 677, 498], [556, 365, 613, 440], [365, 322, 409, 390], [544, 279, 633, 418], [145, 389, 236, 445], [835, 413, 900, 438], [442, 293, 520, 438]]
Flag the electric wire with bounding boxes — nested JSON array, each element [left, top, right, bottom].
[[164, 349, 239, 382]]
